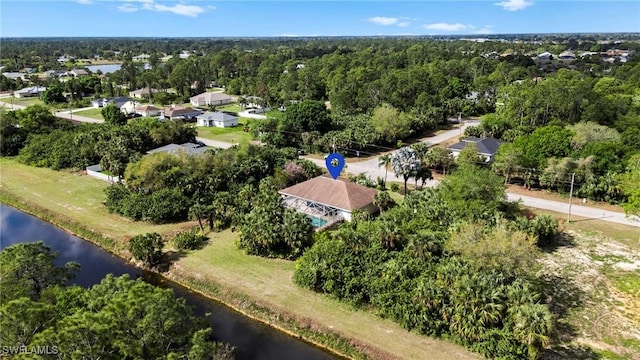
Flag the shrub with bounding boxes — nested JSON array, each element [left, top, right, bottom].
[[173, 229, 206, 250], [390, 183, 400, 192], [529, 214, 559, 247], [129, 232, 163, 266]]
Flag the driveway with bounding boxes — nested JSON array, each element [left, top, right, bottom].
[[53, 108, 103, 124]]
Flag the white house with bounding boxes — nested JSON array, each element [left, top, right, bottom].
[[120, 100, 141, 114], [196, 111, 239, 128], [14, 86, 46, 98], [279, 175, 379, 224], [2, 72, 26, 81], [129, 88, 162, 99], [161, 106, 202, 120], [537, 52, 553, 60], [132, 54, 150, 62], [136, 105, 162, 117], [189, 92, 234, 107], [91, 96, 131, 108]]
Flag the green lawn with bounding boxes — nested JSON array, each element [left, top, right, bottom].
[[73, 107, 105, 119], [215, 103, 242, 113], [0, 158, 189, 242], [196, 117, 253, 144], [0, 97, 43, 106]]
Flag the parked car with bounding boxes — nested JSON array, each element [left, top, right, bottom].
[[126, 112, 142, 119]]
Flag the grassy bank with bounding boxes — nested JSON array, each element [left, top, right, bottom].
[[0, 158, 478, 360]]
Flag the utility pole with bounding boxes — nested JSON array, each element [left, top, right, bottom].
[[567, 172, 576, 223]]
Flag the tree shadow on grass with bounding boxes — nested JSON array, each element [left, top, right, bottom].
[[540, 345, 602, 360], [541, 231, 577, 254], [156, 235, 212, 272]]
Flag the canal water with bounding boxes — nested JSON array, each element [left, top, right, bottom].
[[0, 204, 338, 360]]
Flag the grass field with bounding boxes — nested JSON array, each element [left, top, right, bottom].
[[171, 229, 479, 360], [73, 107, 105, 120], [196, 118, 252, 144], [215, 103, 242, 113], [0, 158, 188, 242], [0, 97, 43, 107]]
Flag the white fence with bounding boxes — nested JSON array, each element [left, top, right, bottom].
[[86, 164, 119, 183]]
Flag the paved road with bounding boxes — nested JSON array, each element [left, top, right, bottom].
[[196, 137, 234, 149], [303, 120, 479, 185], [53, 107, 103, 124], [507, 193, 639, 227], [0, 101, 26, 110]]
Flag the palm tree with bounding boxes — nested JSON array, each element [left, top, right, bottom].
[[391, 147, 421, 195], [373, 191, 394, 213], [511, 304, 553, 360], [416, 166, 433, 189], [378, 154, 392, 189]]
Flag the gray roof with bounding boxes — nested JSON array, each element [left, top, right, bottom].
[[146, 143, 209, 156], [2, 72, 25, 80], [448, 137, 503, 155], [196, 111, 238, 121], [15, 86, 46, 94]]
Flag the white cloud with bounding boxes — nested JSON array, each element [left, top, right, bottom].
[[114, 0, 207, 17], [280, 34, 300, 37], [141, 2, 206, 17], [423, 23, 467, 31], [495, 0, 534, 11], [117, 3, 138, 12], [397, 21, 411, 28], [369, 16, 399, 26], [76, 0, 92, 4]]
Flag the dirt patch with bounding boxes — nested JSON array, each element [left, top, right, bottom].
[[538, 230, 640, 358]]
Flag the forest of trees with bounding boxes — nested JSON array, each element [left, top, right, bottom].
[[0, 242, 234, 359]]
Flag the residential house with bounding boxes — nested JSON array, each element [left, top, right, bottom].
[[136, 105, 162, 117], [189, 92, 234, 107], [2, 72, 26, 81], [146, 142, 209, 156], [132, 54, 150, 62], [196, 111, 239, 128], [279, 174, 379, 224], [91, 96, 131, 108], [161, 106, 202, 120], [14, 86, 46, 98], [447, 137, 504, 163], [120, 100, 141, 114], [537, 52, 553, 60], [44, 70, 67, 78], [67, 68, 89, 77], [558, 51, 576, 61], [129, 88, 162, 99], [57, 56, 73, 64]]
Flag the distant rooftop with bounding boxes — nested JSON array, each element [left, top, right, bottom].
[[146, 143, 208, 156]]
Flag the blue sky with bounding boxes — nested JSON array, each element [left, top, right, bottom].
[[1, 1, 639, 37]]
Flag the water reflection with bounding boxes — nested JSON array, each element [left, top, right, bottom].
[[0, 204, 337, 360]]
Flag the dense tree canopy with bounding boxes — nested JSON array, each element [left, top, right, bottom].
[[0, 242, 233, 359]]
